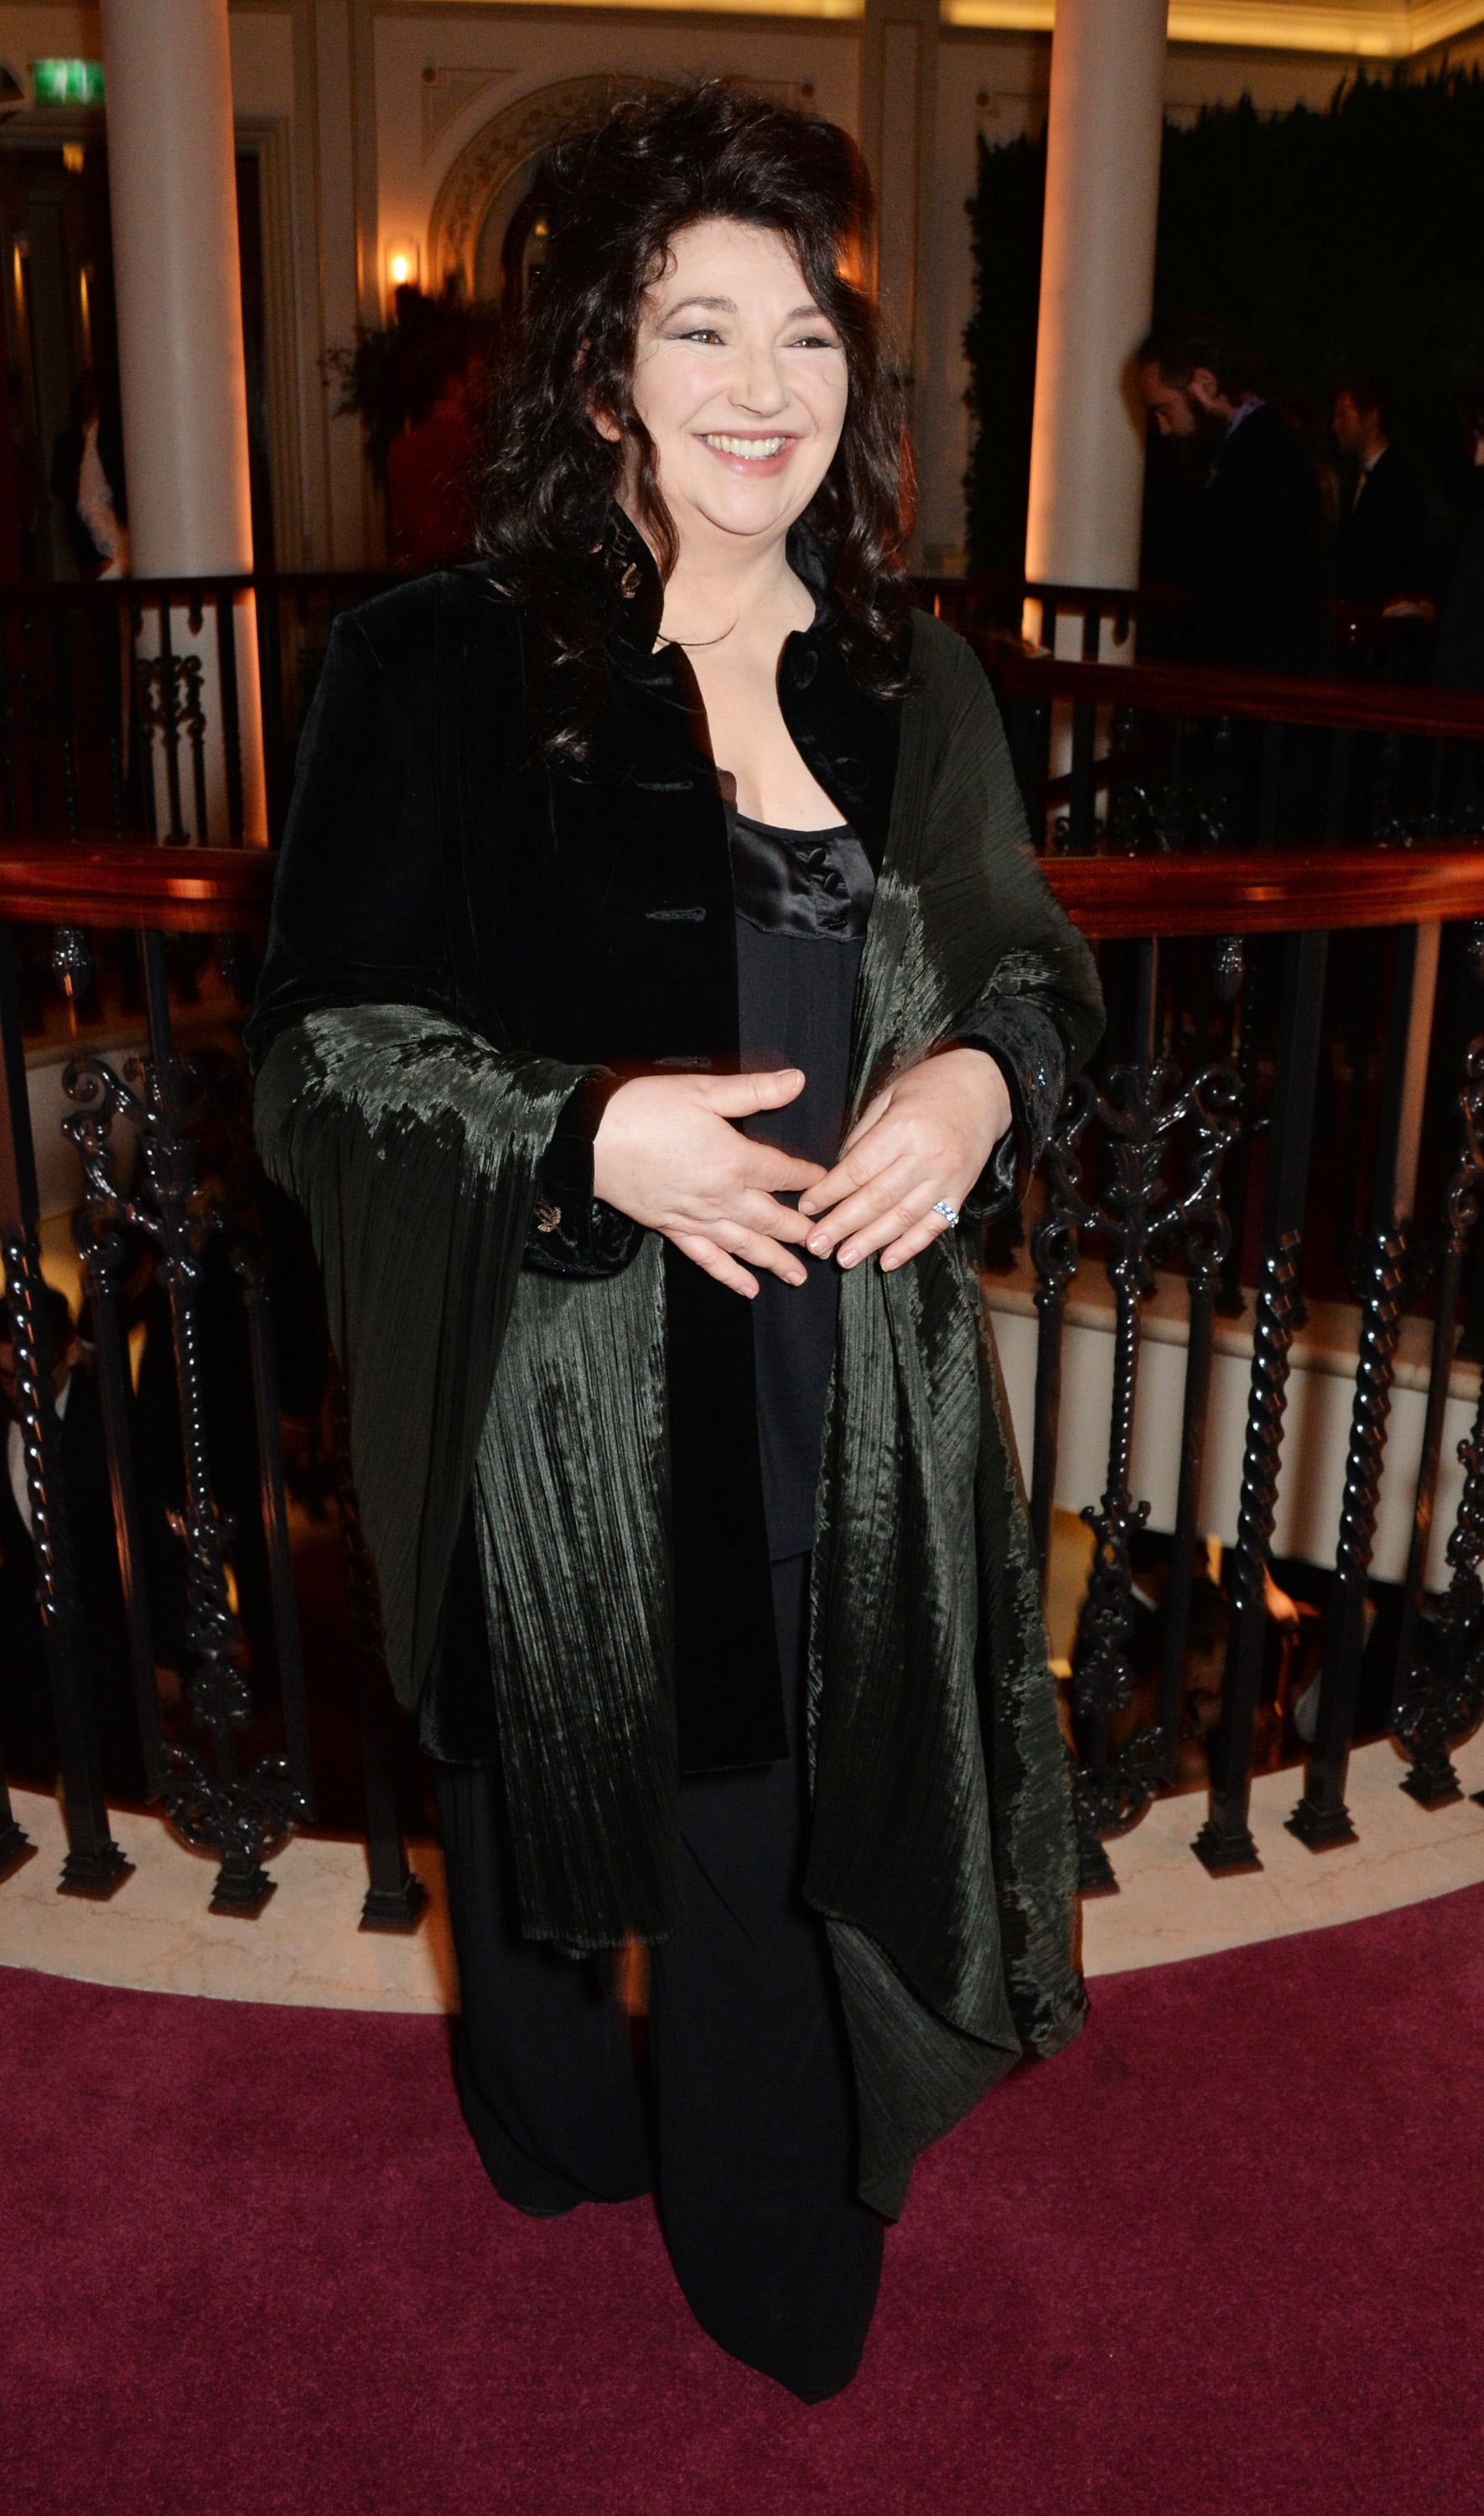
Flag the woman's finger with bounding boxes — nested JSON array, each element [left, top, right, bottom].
[[735, 1146, 828, 1199], [797, 1128, 900, 1227], [733, 1189, 817, 1245], [667, 1229, 760, 1299], [803, 1153, 924, 1257], [879, 1209, 957, 1272], [841, 1189, 957, 1270], [702, 1068, 806, 1120], [712, 1219, 809, 1285]]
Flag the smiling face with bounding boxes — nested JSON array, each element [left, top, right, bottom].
[[612, 216, 849, 559]]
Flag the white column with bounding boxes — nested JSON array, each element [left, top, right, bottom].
[[1023, 0, 1168, 658], [99, 0, 267, 843]]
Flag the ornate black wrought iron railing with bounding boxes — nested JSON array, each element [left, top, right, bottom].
[[1031, 850, 1484, 1890], [0, 845, 424, 1924], [0, 572, 392, 852], [5, 837, 1484, 1926], [988, 644, 1484, 860]]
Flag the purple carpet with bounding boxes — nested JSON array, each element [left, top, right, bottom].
[[3, 1884, 1483, 2516]]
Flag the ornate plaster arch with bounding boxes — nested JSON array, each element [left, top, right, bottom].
[[427, 75, 654, 294]]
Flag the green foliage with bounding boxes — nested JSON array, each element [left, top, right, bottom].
[[964, 66, 1484, 574], [325, 283, 497, 488], [964, 130, 1045, 574]]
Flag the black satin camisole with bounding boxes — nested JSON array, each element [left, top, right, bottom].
[[729, 808, 876, 1562]]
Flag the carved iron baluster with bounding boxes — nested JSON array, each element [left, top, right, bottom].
[[231, 1233, 316, 1819], [62, 932, 305, 1910], [70, 1208, 170, 1803], [1151, 1063, 1241, 1771], [1068, 1053, 1240, 1888], [1290, 918, 1441, 1848], [0, 1756, 34, 1881], [185, 596, 210, 842], [215, 589, 245, 845], [1195, 923, 1331, 1873], [1, 922, 129, 1895], [1028, 1084, 1092, 1587], [2, 1229, 132, 1895], [1391, 1042, 1484, 1804], [94, 597, 127, 836]]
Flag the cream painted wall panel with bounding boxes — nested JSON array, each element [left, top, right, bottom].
[[229, 8, 295, 116], [373, 8, 858, 311], [0, 8, 101, 72]]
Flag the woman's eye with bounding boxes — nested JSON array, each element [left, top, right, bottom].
[[788, 334, 838, 351], [676, 327, 725, 346]]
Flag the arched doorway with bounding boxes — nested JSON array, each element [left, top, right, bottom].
[[428, 75, 652, 310]]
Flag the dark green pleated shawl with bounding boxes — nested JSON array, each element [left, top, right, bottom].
[[255, 609, 1099, 2216]]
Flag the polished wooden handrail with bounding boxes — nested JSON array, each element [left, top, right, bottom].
[[5, 840, 1484, 944], [1042, 847, 1484, 938], [988, 640, 1484, 741], [0, 567, 394, 610], [0, 844, 274, 933]]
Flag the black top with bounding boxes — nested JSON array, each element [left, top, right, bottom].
[[730, 807, 875, 1562]]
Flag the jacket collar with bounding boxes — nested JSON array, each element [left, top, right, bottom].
[[601, 501, 838, 653]]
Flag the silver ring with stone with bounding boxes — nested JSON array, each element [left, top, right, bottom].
[[932, 1200, 959, 1228]]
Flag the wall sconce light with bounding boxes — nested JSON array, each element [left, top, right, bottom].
[[385, 237, 420, 299]]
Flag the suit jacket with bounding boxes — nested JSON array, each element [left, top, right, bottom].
[[250, 535, 1104, 2212], [1335, 444, 1428, 606], [1185, 402, 1329, 673]]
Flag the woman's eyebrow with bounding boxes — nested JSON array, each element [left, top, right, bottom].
[[658, 296, 832, 324]]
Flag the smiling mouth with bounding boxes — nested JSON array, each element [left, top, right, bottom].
[[700, 434, 791, 460]]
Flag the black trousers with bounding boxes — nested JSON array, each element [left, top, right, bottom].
[[433, 1556, 884, 2401]]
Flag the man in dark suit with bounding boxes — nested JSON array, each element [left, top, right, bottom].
[[1331, 377, 1427, 606], [1135, 319, 1329, 673]]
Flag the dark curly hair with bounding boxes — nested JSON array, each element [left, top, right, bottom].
[[475, 81, 916, 761]]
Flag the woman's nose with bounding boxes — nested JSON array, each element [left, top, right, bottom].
[[732, 345, 788, 416]]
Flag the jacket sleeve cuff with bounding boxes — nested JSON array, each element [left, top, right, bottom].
[[948, 1000, 1067, 1219], [524, 1070, 646, 1279]]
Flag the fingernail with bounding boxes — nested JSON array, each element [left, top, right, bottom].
[[788, 1271, 806, 1287], [839, 1248, 858, 1268], [807, 1233, 829, 1255]]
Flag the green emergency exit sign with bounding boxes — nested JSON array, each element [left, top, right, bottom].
[[33, 60, 105, 107]]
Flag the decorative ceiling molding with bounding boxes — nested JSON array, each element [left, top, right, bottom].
[[421, 67, 516, 164], [945, 0, 1484, 54]]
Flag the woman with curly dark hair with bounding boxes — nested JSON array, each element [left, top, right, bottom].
[[249, 81, 1101, 2401]]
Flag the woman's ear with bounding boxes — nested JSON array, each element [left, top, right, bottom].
[[589, 403, 623, 444]]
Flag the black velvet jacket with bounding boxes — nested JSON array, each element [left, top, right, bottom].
[[248, 528, 1074, 1770]]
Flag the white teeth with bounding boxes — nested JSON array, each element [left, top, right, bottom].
[[702, 434, 786, 460]]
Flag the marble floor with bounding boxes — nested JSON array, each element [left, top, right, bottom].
[[3, 1721, 1483, 2009]]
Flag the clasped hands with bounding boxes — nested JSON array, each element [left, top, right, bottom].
[[591, 1051, 1011, 1299]]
